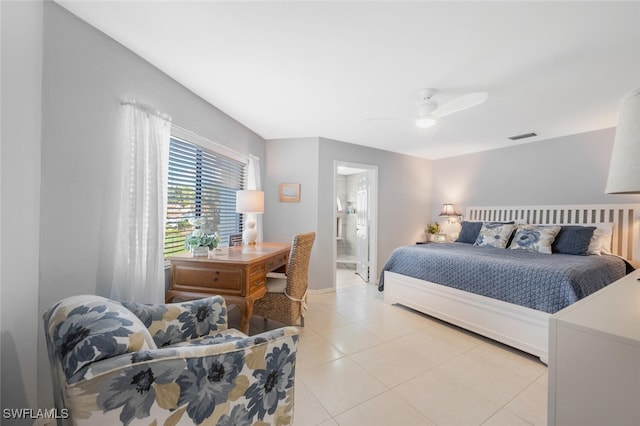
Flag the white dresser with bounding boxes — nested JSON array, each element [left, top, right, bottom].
[[548, 269, 640, 425]]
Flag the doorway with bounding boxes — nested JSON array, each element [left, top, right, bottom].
[[334, 161, 378, 289]]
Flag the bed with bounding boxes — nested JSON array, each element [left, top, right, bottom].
[[380, 204, 640, 363]]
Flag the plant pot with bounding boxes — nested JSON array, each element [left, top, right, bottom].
[[432, 233, 447, 243], [191, 246, 209, 257]]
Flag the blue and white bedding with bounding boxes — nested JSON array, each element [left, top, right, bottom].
[[378, 242, 630, 314]]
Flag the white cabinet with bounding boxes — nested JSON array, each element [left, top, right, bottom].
[[548, 270, 640, 425]]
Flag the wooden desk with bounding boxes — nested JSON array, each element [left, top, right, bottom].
[[166, 243, 290, 334]]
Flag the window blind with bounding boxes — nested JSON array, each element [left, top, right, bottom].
[[164, 136, 246, 256]]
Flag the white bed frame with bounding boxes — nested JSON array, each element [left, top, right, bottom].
[[384, 204, 640, 363]]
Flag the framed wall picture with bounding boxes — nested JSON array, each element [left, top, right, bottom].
[[279, 183, 300, 202]]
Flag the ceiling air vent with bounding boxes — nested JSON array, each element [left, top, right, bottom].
[[508, 132, 538, 141]]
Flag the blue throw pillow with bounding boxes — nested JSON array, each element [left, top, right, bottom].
[[552, 225, 597, 256], [456, 221, 483, 243]]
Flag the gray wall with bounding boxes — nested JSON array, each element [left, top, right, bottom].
[[1, 1, 43, 418], [264, 137, 432, 291], [263, 138, 321, 287], [35, 2, 265, 409], [431, 128, 640, 226], [318, 138, 433, 288]]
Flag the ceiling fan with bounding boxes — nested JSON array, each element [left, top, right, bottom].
[[415, 88, 488, 128]]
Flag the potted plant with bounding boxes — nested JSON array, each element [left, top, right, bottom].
[[185, 218, 219, 257], [427, 222, 442, 242]]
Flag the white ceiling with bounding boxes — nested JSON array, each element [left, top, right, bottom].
[[56, 1, 640, 160]]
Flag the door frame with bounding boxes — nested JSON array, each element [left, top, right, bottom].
[[333, 161, 378, 288]]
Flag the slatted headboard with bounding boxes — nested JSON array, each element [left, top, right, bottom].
[[466, 204, 640, 265]]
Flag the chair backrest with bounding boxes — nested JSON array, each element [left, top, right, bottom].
[[286, 232, 316, 298]]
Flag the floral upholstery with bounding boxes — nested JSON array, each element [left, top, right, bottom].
[[121, 297, 229, 348], [43, 295, 299, 425]]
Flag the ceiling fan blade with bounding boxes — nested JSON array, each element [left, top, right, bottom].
[[363, 117, 408, 124], [431, 92, 488, 118]]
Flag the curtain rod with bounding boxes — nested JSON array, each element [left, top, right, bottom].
[[120, 98, 256, 164], [120, 98, 172, 122], [171, 124, 250, 164]]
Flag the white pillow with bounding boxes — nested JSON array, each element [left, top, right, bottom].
[[587, 223, 613, 255]]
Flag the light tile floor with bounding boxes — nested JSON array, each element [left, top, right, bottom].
[[242, 269, 548, 425], [335, 266, 366, 290]]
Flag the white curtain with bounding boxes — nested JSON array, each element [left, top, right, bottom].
[[247, 155, 263, 243], [111, 101, 172, 303]]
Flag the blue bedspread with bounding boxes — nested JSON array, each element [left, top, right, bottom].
[[378, 242, 629, 313]]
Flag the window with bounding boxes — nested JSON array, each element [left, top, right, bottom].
[[164, 135, 246, 256]]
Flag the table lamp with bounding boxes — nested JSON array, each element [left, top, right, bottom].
[[236, 190, 264, 245], [439, 203, 462, 223]]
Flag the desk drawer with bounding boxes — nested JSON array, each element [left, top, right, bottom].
[[250, 276, 266, 290], [265, 252, 288, 271], [173, 265, 242, 293], [248, 263, 265, 278]]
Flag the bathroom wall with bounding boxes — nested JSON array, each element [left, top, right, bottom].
[[336, 173, 360, 265]]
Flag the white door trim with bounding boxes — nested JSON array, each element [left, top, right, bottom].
[[334, 161, 378, 289]]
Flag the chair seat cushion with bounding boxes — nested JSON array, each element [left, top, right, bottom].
[[266, 277, 287, 294], [171, 328, 248, 346], [68, 328, 249, 384], [266, 272, 287, 279]]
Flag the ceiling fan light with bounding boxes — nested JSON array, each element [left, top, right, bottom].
[[416, 116, 436, 128]]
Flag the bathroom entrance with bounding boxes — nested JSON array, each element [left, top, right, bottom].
[[334, 161, 378, 288]]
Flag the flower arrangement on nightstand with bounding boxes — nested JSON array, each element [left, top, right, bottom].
[[426, 222, 447, 243], [427, 222, 441, 235]]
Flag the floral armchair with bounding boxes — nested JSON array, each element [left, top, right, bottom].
[[43, 295, 299, 425]]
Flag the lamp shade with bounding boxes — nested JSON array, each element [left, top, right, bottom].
[[235, 190, 264, 214], [439, 203, 460, 217], [605, 89, 640, 194]]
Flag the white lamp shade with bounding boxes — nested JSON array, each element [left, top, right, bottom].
[[439, 203, 460, 217], [605, 89, 640, 194], [236, 190, 264, 214]]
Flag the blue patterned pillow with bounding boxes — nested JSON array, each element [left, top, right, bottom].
[[552, 225, 597, 255], [474, 223, 516, 248], [509, 225, 561, 254], [455, 221, 484, 243]]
